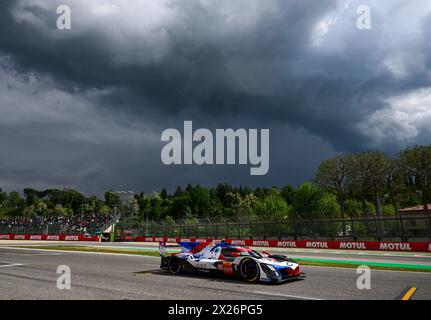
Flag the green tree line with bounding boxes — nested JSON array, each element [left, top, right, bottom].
[[1, 145, 430, 222]]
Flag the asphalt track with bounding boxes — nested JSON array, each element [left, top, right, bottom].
[[0, 242, 430, 300]]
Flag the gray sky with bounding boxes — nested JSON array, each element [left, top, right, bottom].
[[0, 0, 430, 196]]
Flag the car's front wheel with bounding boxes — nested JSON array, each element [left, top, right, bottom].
[[168, 256, 182, 274], [239, 258, 260, 282]]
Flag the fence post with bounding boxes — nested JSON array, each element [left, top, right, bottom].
[[399, 215, 405, 242], [350, 217, 356, 241], [330, 219, 335, 241], [226, 222, 229, 239], [374, 216, 380, 241], [427, 214, 431, 242]]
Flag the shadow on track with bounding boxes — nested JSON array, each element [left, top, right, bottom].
[[133, 269, 305, 286]]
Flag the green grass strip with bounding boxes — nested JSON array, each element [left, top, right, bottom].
[[292, 256, 431, 272]]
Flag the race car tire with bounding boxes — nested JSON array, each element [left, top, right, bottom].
[[168, 256, 182, 274], [239, 258, 260, 282]]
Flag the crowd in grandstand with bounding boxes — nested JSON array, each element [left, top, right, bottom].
[[0, 214, 115, 235]]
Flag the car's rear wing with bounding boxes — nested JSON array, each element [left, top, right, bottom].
[[158, 241, 181, 256]]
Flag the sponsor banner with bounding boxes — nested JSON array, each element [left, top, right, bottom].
[[230, 239, 247, 246], [132, 236, 431, 253], [0, 234, 99, 241]]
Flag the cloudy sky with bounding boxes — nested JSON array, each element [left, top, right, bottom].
[[0, 0, 430, 196]]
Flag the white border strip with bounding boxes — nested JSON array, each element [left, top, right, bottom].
[[0, 261, 24, 268]]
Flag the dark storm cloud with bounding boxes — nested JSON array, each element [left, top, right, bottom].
[[0, 0, 430, 194]]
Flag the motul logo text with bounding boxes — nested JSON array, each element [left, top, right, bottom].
[[276, 241, 297, 248], [306, 242, 328, 248], [65, 235, 79, 241], [379, 243, 411, 251], [340, 242, 366, 250], [231, 240, 246, 246], [252, 241, 269, 246]]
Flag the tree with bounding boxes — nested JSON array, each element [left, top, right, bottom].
[[150, 192, 162, 221], [238, 193, 257, 217], [23, 188, 40, 206], [34, 201, 48, 216], [0, 188, 8, 208], [22, 205, 35, 217], [164, 215, 176, 225], [188, 185, 211, 217], [99, 204, 111, 216], [53, 204, 68, 216], [280, 185, 295, 205], [350, 151, 391, 218], [344, 199, 362, 217], [385, 158, 405, 212], [129, 198, 139, 216], [169, 193, 192, 219], [315, 155, 351, 218], [292, 182, 324, 217], [104, 190, 121, 210], [316, 193, 341, 218], [160, 187, 168, 200], [8, 191, 22, 208], [397, 145, 431, 213], [251, 194, 291, 220], [135, 192, 151, 220]]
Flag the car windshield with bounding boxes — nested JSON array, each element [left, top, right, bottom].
[[239, 249, 262, 258]]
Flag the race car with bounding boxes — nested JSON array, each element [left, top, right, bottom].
[[159, 240, 304, 283]]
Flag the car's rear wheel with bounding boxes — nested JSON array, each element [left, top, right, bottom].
[[240, 258, 260, 282], [168, 256, 182, 274]]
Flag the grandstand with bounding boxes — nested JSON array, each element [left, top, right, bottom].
[[0, 214, 119, 235]]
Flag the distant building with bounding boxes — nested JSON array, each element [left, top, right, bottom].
[[398, 204, 430, 216], [398, 204, 431, 239]]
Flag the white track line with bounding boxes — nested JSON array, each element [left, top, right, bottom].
[[0, 246, 159, 258], [254, 291, 322, 300], [0, 261, 25, 268]]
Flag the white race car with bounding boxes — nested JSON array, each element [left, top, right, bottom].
[[160, 240, 304, 283]]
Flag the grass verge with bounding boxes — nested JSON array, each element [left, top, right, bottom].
[[293, 257, 431, 272]]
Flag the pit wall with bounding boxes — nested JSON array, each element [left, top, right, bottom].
[[135, 236, 431, 252]]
